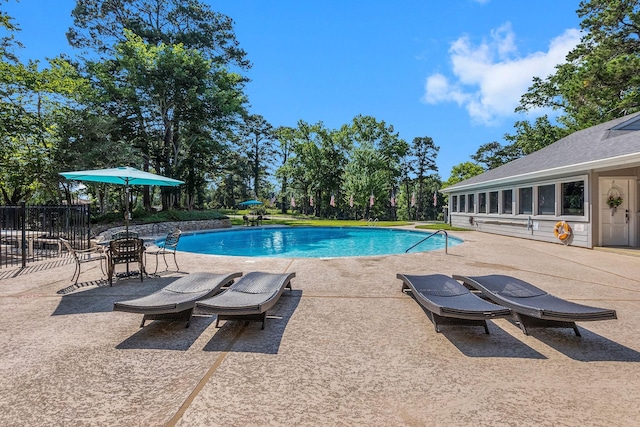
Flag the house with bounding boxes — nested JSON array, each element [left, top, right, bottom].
[[442, 112, 640, 248]]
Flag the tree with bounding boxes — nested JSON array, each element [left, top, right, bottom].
[[398, 156, 415, 220], [442, 161, 484, 188], [503, 115, 571, 157], [210, 148, 251, 208], [239, 114, 275, 199], [53, 107, 141, 208], [471, 141, 511, 170], [340, 115, 409, 218], [67, 0, 250, 210], [517, 0, 640, 129], [273, 126, 295, 213], [0, 7, 91, 204], [89, 30, 246, 209], [278, 121, 319, 215], [342, 143, 387, 219], [280, 121, 350, 216], [67, 0, 250, 68], [408, 136, 439, 220], [317, 127, 351, 216], [0, 2, 21, 63]]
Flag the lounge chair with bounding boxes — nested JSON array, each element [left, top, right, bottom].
[[195, 271, 295, 329], [113, 271, 242, 327], [452, 274, 618, 336], [397, 273, 511, 334]]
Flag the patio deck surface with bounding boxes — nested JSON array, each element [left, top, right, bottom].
[[0, 230, 639, 426]]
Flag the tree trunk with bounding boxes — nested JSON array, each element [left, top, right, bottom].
[[142, 161, 151, 210]]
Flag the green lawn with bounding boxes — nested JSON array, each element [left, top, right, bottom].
[[230, 216, 413, 227], [95, 208, 472, 232], [414, 223, 472, 231], [230, 213, 472, 230]]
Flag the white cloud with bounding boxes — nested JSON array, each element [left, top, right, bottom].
[[422, 23, 581, 125]]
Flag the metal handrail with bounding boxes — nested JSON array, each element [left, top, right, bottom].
[[405, 229, 449, 254]]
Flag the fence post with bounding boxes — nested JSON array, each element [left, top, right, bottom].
[[87, 204, 91, 249], [20, 201, 26, 268]]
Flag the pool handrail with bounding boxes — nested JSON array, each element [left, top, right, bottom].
[[405, 229, 449, 254]]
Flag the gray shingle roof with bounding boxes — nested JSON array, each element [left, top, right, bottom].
[[445, 112, 640, 192]]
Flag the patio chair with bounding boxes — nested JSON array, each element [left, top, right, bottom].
[[397, 273, 511, 334], [113, 271, 243, 327], [452, 274, 618, 336], [60, 238, 108, 286], [107, 238, 145, 286], [111, 230, 139, 240], [145, 229, 181, 275], [243, 215, 250, 226], [195, 271, 295, 329]]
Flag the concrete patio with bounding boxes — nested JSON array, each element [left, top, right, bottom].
[[0, 230, 638, 426]]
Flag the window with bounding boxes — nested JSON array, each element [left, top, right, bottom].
[[519, 187, 533, 214], [467, 194, 475, 213], [478, 193, 486, 213], [562, 181, 584, 216], [451, 195, 458, 212], [502, 190, 513, 214], [538, 184, 555, 215], [459, 194, 466, 212], [489, 191, 498, 213]]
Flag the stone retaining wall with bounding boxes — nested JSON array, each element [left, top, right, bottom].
[[95, 218, 231, 240]]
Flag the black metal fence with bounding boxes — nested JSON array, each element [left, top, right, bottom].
[[0, 203, 91, 269]]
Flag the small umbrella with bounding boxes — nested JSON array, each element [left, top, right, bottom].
[[238, 199, 263, 206], [239, 199, 263, 221], [60, 166, 184, 234]]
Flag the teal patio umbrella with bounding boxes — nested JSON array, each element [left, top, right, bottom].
[[238, 199, 263, 222], [238, 199, 263, 207], [60, 166, 184, 234]]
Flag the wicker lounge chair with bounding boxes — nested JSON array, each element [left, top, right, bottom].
[[113, 271, 242, 327], [452, 274, 618, 336], [397, 273, 511, 334], [196, 271, 295, 329]]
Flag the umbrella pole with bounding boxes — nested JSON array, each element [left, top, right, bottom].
[[125, 183, 130, 236], [125, 182, 130, 275]]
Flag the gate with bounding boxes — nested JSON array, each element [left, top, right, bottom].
[[0, 203, 91, 269]]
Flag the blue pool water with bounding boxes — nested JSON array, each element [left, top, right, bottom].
[[175, 227, 462, 258]]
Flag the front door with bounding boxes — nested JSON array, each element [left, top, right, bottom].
[[600, 178, 632, 246]]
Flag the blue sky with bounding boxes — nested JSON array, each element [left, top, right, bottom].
[[4, 0, 582, 180]]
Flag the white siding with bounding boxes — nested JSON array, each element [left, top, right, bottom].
[[450, 214, 590, 247]]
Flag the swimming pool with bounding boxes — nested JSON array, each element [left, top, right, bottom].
[[175, 227, 462, 258]]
